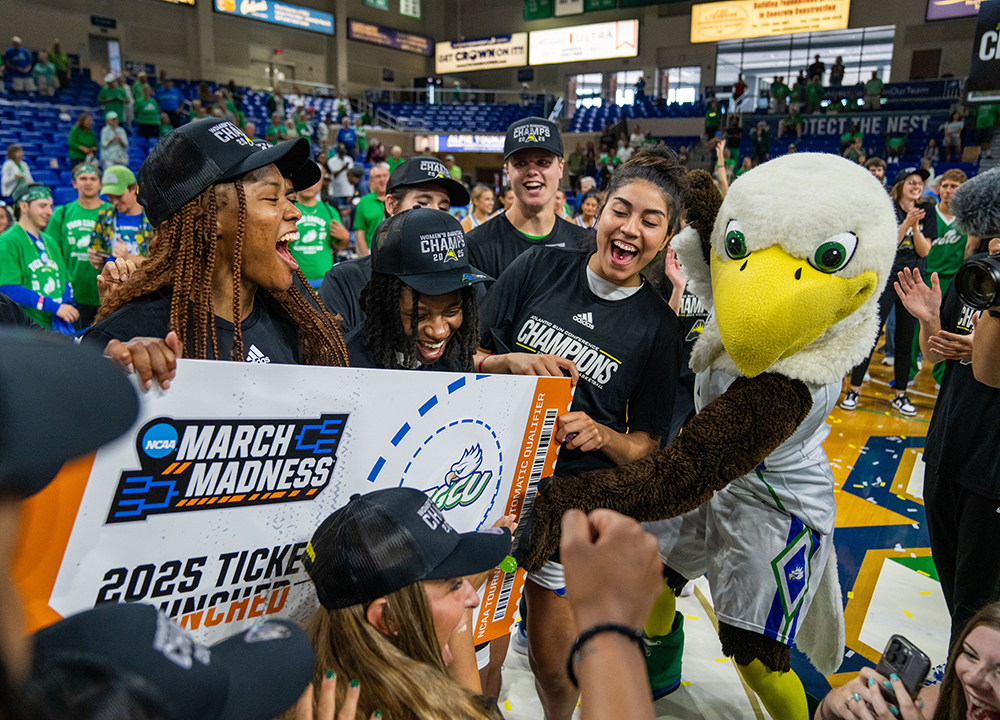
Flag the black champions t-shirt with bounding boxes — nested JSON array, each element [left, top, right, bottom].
[[892, 198, 937, 273], [923, 254, 1000, 497], [344, 321, 464, 373], [480, 246, 682, 474], [83, 288, 304, 364], [467, 213, 594, 288]]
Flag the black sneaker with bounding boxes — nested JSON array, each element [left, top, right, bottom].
[[840, 390, 859, 411], [891, 393, 916, 416]]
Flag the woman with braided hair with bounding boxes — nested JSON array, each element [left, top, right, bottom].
[[83, 118, 348, 371], [345, 207, 490, 372]]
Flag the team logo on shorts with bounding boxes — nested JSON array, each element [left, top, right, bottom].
[[106, 415, 349, 524]]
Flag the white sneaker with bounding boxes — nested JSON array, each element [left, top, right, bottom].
[[840, 390, 859, 410], [891, 393, 916, 417], [881, 355, 894, 366]]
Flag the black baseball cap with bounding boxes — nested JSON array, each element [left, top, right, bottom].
[[32, 603, 314, 720], [894, 166, 930, 186], [137, 118, 320, 227], [370, 208, 492, 296], [304, 487, 511, 610], [0, 330, 139, 499], [504, 116, 563, 160], [386, 158, 470, 206]]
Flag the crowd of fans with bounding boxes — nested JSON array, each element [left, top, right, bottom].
[[1, 28, 999, 720]]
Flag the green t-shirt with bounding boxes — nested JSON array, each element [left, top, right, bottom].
[[786, 112, 803, 126], [0, 224, 70, 329], [354, 193, 385, 250], [49, 200, 111, 307], [136, 97, 160, 125], [50, 49, 69, 72], [68, 126, 98, 161], [160, 124, 173, 137], [926, 208, 968, 279], [266, 124, 284, 142], [772, 82, 789, 101], [356, 126, 368, 154], [865, 78, 884, 96], [705, 108, 721, 128], [976, 104, 999, 129], [449, 164, 462, 180], [295, 121, 312, 144], [806, 82, 823, 104], [387, 157, 405, 174], [33, 62, 56, 85], [132, 81, 146, 105], [98, 85, 128, 119], [291, 201, 343, 282]]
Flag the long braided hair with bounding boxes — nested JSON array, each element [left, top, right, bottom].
[[97, 176, 349, 365], [359, 271, 479, 371]]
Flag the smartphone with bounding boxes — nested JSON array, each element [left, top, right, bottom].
[[874, 635, 931, 707]]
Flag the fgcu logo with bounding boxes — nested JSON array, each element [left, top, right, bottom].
[[107, 415, 349, 524], [426, 445, 494, 511]]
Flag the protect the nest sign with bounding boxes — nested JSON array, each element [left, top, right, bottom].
[[690, 0, 851, 43], [14, 361, 572, 646]]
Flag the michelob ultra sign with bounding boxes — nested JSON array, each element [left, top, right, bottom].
[[14, 360, 571, 645]]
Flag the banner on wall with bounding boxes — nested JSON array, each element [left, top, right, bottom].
[[689, 0, 851, 43], [926, 0, 979, 20], [347, 18, 434, 55], [435, 34, 529, 74], [528, 19, 639, 65], [213, 0, 334, 35], [968, 0, 1000, 91], [743, 110, 949, 139], [14, 361, 572, 646], [416, 134, 506, 153]]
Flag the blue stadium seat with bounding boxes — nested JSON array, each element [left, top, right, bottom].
[[53, 187, 77, 206]]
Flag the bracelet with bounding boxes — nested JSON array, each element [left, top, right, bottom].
[[477, 354, 494, 373], [566, 623, 646, 688], [36, 296, 45, 311]]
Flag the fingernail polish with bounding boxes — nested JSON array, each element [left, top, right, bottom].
[[920, 701, 925, 710], [889, 706, 899, 716], [854, 693, 861, 701], [350, 680, 360, 689], [890, 673, 899, 682], [375, 713, 382, 719], [884, 680, 893, 688], [868, 677, 875, 686], [325, 669, 334, 680]]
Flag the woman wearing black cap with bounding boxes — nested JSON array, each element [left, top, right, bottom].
[[298, 487, 512, 720], [346, 208, 491, 372], [839, 165, 935, 416], [83, 118, 348, 368]]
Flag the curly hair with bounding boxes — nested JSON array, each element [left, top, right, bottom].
[[605, 145, 690, 236], [359, 271, 479, 371], [96, 177, 349, 365]]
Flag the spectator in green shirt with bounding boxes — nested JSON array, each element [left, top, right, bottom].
[[386, 145, 405, 174], [353, 163, 390, 257], [805, 75, 823, 113], [291, 165, 350, 285], [266, 112, 285, 144], [50, 40, 70, 88], [32, 51, 57, 97], [159, 112, 173, 137], [975, 103, 1000, 159], [131, 73, 149, 109], [444, 155, 462, 181], [770, 76, 789, 115], [779, 105, 803, 139], [97, 74, 127, 120], [67, 113, 98, 164], [864, 72, 884, 111], [135, 85, 161, 139], [704, 97, 722, 140]]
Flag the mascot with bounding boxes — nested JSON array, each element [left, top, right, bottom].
[[516, 153, 899, 719]]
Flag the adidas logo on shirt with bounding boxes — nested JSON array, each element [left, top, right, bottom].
[[572, 312, 594, 329], [245, 344, 270, 364]]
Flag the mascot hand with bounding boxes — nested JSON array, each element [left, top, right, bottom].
[[514, 373, 814, 573]]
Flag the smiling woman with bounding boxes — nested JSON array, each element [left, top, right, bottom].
[[82, 118, 349, 367]]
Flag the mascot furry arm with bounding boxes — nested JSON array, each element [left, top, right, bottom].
[[516, 155, 898, 573]]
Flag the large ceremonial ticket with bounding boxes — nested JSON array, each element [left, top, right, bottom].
[[14, 360, 572, 644]]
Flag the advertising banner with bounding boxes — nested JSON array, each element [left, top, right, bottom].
[[742, 110, 949, 140], [555, 0, 585, 16], [213, 0, 334, 35], [926, 0, 979, 21], [14, 361, 572, 646], [436, 35, 529, 74], [690, 0, 851, 43], [528, 19, 639, 66], [968, 0, 1000, 92], [347, 18, 434, 56], [416, 134, 507, 153]]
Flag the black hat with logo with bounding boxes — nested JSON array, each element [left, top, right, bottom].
[[31, 602, 314, 720], [0, 329, 139, 499], [504, 116, 563, 160], [304, 487, 511, 610], [370, 207, 492, 296], [386, 158, 470, 206], [893, 166, 930, 186], [137, 118, 321, 227]]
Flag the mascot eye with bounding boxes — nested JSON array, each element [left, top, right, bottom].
[[809, 232, 859, 274], [724, 221, 749, 260]]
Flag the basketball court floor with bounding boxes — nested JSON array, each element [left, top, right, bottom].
[[498, 347, 946, 720]]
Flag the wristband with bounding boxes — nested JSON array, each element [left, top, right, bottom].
[[990, 309, 1000, 319], [478, 354, 494, 373], [566, 623, 646, 688], [36, 296, 45, 311]]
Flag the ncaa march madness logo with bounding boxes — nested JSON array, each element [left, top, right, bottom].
[[106, 415, 348, 524]]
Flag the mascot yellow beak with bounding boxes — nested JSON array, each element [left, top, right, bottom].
[[711, 245, 878, 377]]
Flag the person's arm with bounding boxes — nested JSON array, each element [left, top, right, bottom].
[[894, 267, 945, 364], [353, 229, 369, 257], [965, 235, 981, 258], [561, 510, 661, 720], [663, 247, 687, 315], [973, 307, 1000, 387], [555, 416, 659, 465], [329, 220, 350, 251]]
